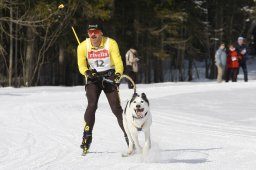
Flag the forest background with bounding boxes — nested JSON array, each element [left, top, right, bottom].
[[1, 0, 256, 87]]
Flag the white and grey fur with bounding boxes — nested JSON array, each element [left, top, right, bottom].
[[122, 93, 152, 156]]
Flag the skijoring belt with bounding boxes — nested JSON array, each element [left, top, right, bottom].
[[96, 69, 115, 77]]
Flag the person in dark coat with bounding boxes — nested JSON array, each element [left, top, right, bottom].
[[236, 37, 248, 82]]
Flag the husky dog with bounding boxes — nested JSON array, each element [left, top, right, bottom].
[[122, 93, 152, 157]]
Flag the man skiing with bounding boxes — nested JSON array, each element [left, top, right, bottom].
[[77, 21, 127, 155]]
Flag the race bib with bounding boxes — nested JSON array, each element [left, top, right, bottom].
[[86, 38, 113, 72], [88, 49, 111, 71]]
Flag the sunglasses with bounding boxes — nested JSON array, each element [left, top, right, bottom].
[[88, 29, 101, 35]]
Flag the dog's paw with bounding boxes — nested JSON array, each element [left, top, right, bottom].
[[143, 147, 150, 156], [128, 148, 134, 154], [121, 152, 130, 157], [121, 151, 134, 157], [136, 147, 143, 153]]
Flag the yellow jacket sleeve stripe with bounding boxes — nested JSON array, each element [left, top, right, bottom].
[[109, 39, 124, 75], [77, 40, 88, 76]]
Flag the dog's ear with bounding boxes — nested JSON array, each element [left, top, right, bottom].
[[130, 93, 138, 106], [141, 93, 149, 106], [133, 93, 138, 97]]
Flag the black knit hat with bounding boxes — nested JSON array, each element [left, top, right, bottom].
[[87, 20, 103, 31]]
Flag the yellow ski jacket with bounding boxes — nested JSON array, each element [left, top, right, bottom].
[[77, 36, 124, 76]]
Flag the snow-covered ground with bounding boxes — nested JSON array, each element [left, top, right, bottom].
[[1, 60, 256, 170]]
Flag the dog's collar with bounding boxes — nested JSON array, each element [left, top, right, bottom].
[[132, 112, 148, 120]]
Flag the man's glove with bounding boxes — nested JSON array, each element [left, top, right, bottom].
[[114, 73, 121, 85], [85, 70, 97, 79]]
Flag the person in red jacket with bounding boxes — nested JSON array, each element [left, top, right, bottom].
[[225, 44, 241, 82]]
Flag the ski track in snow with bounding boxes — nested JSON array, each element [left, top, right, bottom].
[[1, 80, 256, 170]]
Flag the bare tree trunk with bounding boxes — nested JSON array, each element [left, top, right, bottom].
[[229, 19, 234, 42], [159, 59, 163, 82], [179, 48, 184, 81], [219, 1, 224, 43], [170, 56, 174, 82], [24, 27, 34, 86], [177, 39, 185, 82], [193, 60, 200, 79], [145, 44, 151, 84], [205, 6, 211, 79], [8, 6, 13, 86], [209, 48, 216, 79], [205, 58, 209, 78], [58, 44, 65, 85], [153, 57, 158, 83], [175, 50, 180, 82], [14, 8, 18, 87], [147, 55, 151, 83], [156, 32, 164, 82], [188, 57, 193, 81]]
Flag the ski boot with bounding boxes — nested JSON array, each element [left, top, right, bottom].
[[80, 131, 92, 156]]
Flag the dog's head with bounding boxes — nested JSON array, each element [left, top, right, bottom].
[[129, 93, 149, 118]]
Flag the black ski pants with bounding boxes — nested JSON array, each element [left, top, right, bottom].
[[84, 78, 126, 136], [239, 60, 248, 82]]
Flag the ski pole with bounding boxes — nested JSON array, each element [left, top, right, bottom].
[[58, 4, 81, 45], [71, 26, 81, 44]]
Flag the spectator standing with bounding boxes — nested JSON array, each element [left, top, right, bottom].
[[125, 48, 139, 89], [226, 44, 241, 82], [236, 37, 248, 82], [215, 43, 227, 82]]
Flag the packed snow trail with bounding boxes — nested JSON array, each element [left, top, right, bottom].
[[1, 81, 256, 170]]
